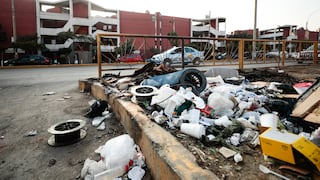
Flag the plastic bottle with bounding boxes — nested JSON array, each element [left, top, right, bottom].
[[94, 166, 125, 180]]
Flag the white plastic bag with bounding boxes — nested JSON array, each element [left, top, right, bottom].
[[100, 134, 136, 170], [207, 92, 234, 117], [81, 158, 106, 180]]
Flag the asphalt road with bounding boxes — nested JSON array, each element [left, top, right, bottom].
[[0, 66, 129, 179], [0, 59, 300, 87]]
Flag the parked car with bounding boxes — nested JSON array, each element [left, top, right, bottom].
[[215, 52, 226, 60], [4, 54, 51, 66], [148, 46, 204, 65], [266, 50, 289, 59], [118, 54, 143, 63], [297, 44, 320, 63]]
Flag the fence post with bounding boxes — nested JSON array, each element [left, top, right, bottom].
[[181, 39, 185, 69], [263, 42, 267, 63], [281, 41, 286, 66], [97, 34, 102, 78], [314, 41, 318, 64], [238, 39, 244, 69]]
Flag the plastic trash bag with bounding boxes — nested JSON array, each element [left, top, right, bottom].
[[100, 134, 136, 170], [81, 158, 106, 180], [207, 92, 235, 117]]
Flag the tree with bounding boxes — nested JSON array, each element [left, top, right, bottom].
[[167, 31, 179, 47], [11, 34, 47, 54], [0, 24, 7, 56], [115, 38, 135, 56], [0, 24, 7, 43]]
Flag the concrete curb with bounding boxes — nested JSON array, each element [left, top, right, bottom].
[[89, 82, 219, 180]]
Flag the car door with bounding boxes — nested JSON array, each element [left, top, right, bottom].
[[184, 47, 195, 63], [28, 55, 38, 65], [170, 47, 183, 64], [15, 55, 30, 65]]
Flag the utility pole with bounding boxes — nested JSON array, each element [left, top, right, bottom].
[[252, 0, 257, 60], [11, 0, 17, 55]]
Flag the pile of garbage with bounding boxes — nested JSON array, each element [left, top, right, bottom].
[[100, 63, 320, 178]]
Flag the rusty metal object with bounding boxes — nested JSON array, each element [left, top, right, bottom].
[[47, 119, 86, 146]]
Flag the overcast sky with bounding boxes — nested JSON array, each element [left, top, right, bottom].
[[90, 0, 320, 33]]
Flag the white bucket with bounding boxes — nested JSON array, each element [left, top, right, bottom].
[[260, 113, 279, 129], [180, 123, 205, 139]]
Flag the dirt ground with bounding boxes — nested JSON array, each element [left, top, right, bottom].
[[0, 64, 320, 180]]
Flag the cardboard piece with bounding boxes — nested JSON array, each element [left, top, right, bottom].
[[259, 128, 320, 171], [291, 79, 320, 124], [291, 87, 320, 118]]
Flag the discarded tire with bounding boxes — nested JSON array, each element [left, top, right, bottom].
[[141, 68, 207, 95], [179, 69, 207, 94], [47, 119, 86, 146]]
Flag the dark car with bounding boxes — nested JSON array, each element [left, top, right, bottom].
[[4, 54, 51, 66]]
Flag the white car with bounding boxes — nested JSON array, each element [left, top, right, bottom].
[[148, 46, 204, 65], [266, 50, 289, 59], [297, 44, 320, 63]]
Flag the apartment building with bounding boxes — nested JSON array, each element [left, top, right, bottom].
[[38, 0, 120, 63], [191, 17, 227, 50], [0, 0, 227, 63]]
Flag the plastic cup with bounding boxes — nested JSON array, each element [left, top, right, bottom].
[[180, 123, 205, 139]]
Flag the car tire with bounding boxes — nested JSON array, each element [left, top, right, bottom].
[[193, 57, 201, 65], [179, 69, 207, 95], [163, 58, 172, 67]]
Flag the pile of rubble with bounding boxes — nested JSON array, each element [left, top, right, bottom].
[[92, 63, 319, 179]]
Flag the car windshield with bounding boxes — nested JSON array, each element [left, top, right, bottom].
[[306, 44, 320, 51]]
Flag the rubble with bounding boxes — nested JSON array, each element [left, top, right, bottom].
[[95, 63, 320, 179]]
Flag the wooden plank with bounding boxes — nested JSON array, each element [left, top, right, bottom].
[[291, 87, 320, 117], [277, 94, 299, 99], [304, 106, 320, 124]]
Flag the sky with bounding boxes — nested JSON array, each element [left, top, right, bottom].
[[90, 0, 320, 34]]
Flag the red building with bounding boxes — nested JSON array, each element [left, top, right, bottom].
[[0, 0, 36, 52], [119, 11, 191, 57]]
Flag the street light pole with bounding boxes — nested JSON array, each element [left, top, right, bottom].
[[306, 8, 320, 30]]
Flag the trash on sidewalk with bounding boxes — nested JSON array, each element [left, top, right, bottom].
[[259, 164, 290, 180], [81, 134, 146, 180], [218, 146, 237, 158], [25, 129, 38, 137], [47, 119, 87, 146], [43, 91, 56, 96], [85, 100, 109, 118]]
